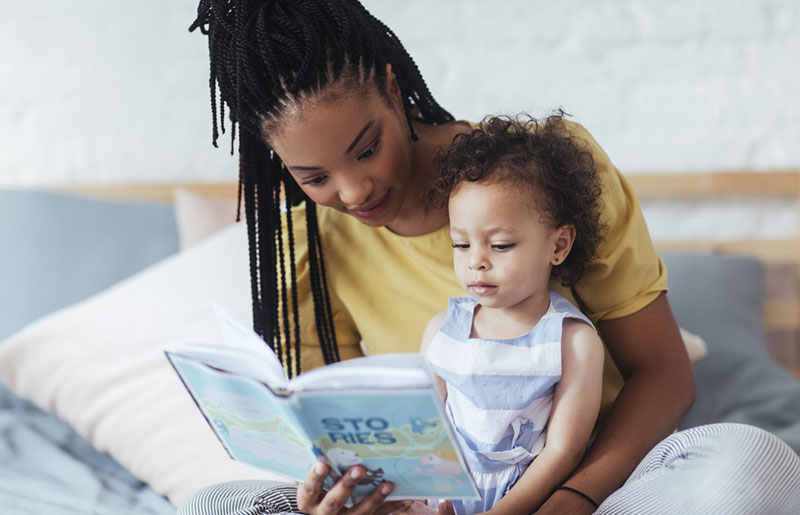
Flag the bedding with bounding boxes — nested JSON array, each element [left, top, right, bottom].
[[0, 190, 798, 514], [665, 253, 800, 450], [0, 194, 282, 508], [0, 190, 180, 513], [0, 382, 173, 514]]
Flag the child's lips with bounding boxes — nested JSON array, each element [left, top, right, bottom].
[[469, 282, 497, 295]]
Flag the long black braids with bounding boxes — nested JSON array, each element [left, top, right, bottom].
[[189, 0, 453, 377]]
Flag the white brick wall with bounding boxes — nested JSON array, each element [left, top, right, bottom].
[[1, 1, 798, 239]]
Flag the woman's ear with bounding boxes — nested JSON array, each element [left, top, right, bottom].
[[384, 63, 403, 107], [551, 225, 576, 265]]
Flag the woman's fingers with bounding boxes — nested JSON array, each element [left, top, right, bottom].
[[297, 461, 330, 512], [346, 481, 400, 515], [317, 466, 370, 513], [297, 461, 402, 515]]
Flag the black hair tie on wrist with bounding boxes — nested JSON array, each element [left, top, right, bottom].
[[552, 485, 600, 509]]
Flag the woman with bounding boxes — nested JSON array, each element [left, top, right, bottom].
[[180, 1, 800, 514]]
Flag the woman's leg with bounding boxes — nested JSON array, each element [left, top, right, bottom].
[[596, 423, 800, 514], [177, 480, 302, 515]]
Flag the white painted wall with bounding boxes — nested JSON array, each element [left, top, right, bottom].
[[1, 1, 798, 238]]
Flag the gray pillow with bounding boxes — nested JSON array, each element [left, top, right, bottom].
[[664, 252, 800, 453], [0, 190, 178, 342]]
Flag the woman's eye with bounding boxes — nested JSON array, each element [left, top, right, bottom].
[[492, 244, 515, 251], [302, 176, 327, 186], [452, 243, 469, 250], [357, 140, 380, 161]]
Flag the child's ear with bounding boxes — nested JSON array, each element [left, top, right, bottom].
[[551, 225, 576, 266]]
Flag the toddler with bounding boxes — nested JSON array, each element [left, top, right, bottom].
[[421, 113, 607, 515]]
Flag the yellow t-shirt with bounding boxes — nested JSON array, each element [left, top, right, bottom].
[[282, 120, 667, 419]]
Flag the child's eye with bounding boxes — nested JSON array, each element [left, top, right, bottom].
[[357, 140, 380, 161], [302, 176, 328, 186], [492, 243, 515, 251], [452, 243, 469, 250]]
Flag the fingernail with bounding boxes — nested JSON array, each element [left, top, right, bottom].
[[349, 468, 364, 479], [314, 462, 326, 476], [380, 483, 393, 495]]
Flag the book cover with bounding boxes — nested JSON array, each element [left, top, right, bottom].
[[166, 307, 480, 501]]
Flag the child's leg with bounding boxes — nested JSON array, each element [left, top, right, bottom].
[[596, 423, 800, 514], [177, 480, 301, 515]]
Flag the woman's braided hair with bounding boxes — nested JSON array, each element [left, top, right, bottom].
[[189, 0, 453, 376]]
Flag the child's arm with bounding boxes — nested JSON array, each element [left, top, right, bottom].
[[488, 319, 604, 515], [420, 310, 448, 401]]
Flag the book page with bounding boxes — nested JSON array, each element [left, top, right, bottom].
[[292, 388, 479, 500], [213, 303, 287, 387], [168, 354, 315, 481], [174, 343, 286, 388], [288, 353, 432, 392]]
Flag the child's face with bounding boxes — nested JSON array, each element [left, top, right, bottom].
[[448, 180, 570, 311]]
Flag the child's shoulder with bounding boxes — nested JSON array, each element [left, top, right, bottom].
[[420, 309, 448, 354], [548, 290, 594, 328], [426, 309, 448, 331], [421, 296, 475, 351], [560, 317, 604, 365]]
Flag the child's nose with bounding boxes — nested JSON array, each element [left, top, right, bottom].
[[469, 251, 490, 270]]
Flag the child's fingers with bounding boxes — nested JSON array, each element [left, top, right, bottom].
[[367, 499, 413, 515], [437, 500, 455, 515]]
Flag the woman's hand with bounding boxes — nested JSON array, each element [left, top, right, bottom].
[[297, 461, 411, 515]]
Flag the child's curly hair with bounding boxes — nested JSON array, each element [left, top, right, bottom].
[[428, 112, 607, 287]]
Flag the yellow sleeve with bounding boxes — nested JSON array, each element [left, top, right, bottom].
[[563, 121, 668, 322], [278, 205, 363, 374]]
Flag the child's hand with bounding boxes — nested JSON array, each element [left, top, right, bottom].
[[388, 500, 438, 514], [436, 500, 456, 515]]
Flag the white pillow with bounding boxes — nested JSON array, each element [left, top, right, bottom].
[[173, 188, 238, 250], [0, 222, 284, 507], [680, 326, 708, 363]]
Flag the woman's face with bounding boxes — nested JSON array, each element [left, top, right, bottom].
[[267, 79, 416, 228]]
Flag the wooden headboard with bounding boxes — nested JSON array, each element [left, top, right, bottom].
[[628, 170, 800, 378], [54, 170, 800, 377]]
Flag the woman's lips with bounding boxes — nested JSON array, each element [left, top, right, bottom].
[[469, 282, 497, 295], [349, 191, 391, 219]]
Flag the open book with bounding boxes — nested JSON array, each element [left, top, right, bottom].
[[165, 306, 480, 501]]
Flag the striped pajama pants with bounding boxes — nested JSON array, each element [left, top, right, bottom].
[[178, 423, 800, 515]]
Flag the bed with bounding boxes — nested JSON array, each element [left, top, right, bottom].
[[0, 171, 798, 513]]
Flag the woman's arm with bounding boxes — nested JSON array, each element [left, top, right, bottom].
[[537, 292, 696, 514], [487, 319, 604, 515]]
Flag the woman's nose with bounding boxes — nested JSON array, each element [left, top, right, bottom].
[[338, 175, 374, 208]]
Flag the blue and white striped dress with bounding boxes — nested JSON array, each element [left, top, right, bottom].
[[426, 291, 594, 515]]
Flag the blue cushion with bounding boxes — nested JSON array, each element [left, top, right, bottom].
[[0, 190, 179, 342], [664, 252, 800, 453]]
